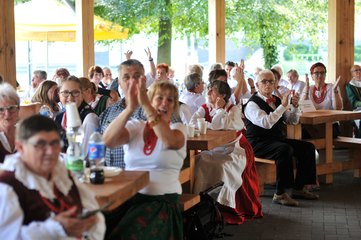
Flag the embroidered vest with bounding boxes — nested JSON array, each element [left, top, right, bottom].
[[0, 171, 83, 225]]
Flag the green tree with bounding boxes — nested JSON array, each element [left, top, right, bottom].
[[227, 0, 328, 68], [94, 0, 208, 65]]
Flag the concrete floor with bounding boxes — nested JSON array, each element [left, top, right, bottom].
[[224, 150, 361, 240]]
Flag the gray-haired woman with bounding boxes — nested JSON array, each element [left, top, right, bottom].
[[0, 82, 20, 163]]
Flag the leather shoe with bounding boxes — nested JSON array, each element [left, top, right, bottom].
[[272, 193, 299, 206], [292, 188, 319, 200]]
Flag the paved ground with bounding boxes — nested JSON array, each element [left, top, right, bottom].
[[223, 163, 361, 239]]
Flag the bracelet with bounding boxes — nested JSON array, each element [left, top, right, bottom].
[[149, 58, 153, 61], [250, 86, 255, 89], [148, 114, 161, 128], [334, 90, 339, 94]]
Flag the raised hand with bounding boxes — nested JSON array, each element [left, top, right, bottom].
[[215, 96, 226, 109], [144, 47, 152, 60], [333, 75, 341, 90], [126, 78, 139, 111], [54, 207, 97, 238], [239, 59, 245, 71], [124, 50, 133, 60], [233, 63, 244, 83], [282, 90, 291, 107], [136, 75, 149, 107], [291, 92, 300, 108]]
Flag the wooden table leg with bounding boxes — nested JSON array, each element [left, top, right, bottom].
[[189, 150, 195, 193], [287, 124, 302, 140], [319, 122, 333, 184]]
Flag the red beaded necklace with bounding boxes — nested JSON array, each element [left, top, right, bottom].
[[143, 122, 158, 156], [312, 84, 327, 104]]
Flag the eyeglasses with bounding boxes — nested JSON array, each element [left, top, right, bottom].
[[260, 79, 275, 85], [0, 105, 19, 114], [353, 69, 361, 73], [26, 139, 62, 150], [105, 73, 112, 77], [60, 90, 81, 98], [313, 72, 326, 77]]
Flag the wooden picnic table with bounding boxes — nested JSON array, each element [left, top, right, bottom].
[[286, 110, 361, 183], [86, 170, 149, 211], [184, 130, 237, 192]]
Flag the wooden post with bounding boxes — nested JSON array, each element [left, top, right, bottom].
[[76, 0, 95, 78], [0, 0, 16, 87], [328, 0, 354, 109], [208, 0, 225, 65], [328, 0, 355, 136]]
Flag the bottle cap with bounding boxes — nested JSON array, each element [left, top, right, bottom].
[[66, 102, 81, 128]]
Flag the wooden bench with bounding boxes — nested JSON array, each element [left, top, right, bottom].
[[255, 157, 276, 195], [333, 136, 361, 177], [179, 152, 200, 211], [255, 136, 361, 194]]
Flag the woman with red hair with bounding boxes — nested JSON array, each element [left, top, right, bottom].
[[302, 62, 343, 138]]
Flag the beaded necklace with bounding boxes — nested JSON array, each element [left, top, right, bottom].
[[312, 84, 327, 104], [143, 122, 158, 156]]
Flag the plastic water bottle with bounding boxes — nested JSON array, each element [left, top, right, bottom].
[[66, 128, 85, 181], [39, 105, 53, 118], [88, 129, 105, 184]]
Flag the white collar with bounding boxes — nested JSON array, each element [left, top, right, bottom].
[[350, 78, 361, 88], [0, 132, 12, 153], [256, 92, 271, 102], [2, 153, 73, 200]]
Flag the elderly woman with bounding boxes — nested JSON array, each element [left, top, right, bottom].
[[52, 68, 70, 85], [55, 76, 99, 153], [0, 83, 19, 163], [346, 64, 361, 137], [0, 115, 105, 239], [31, 80, 60, 118], [190, 80, 243, 130], [190, 80, 262, 224], [302, 62, 343, 138], [103, 79, 186, 239], [79, 77, 115, 116], [88, 65, 104, 88]]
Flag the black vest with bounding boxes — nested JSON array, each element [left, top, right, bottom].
[[245, 94, 285, 142]]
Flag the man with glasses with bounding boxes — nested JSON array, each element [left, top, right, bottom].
[[244, 69, 319, 207], [0, 115, 105, 239]]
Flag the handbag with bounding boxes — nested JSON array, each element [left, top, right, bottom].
[[183, 182, 225, 240]]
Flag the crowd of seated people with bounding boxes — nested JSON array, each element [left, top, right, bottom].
[[0, 56, 359, 239]]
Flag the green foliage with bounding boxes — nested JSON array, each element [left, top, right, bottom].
[[355, 45, 361, 62], [94, 0, 208, 39], [227, 0, 328, 68], [283, 44, 319, 61]]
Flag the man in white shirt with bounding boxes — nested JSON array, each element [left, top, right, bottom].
[[29, 70, 47, 98], [286, 69, 306, 95], [179, 73, 206, 115], [244, 69, 319, 207]]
